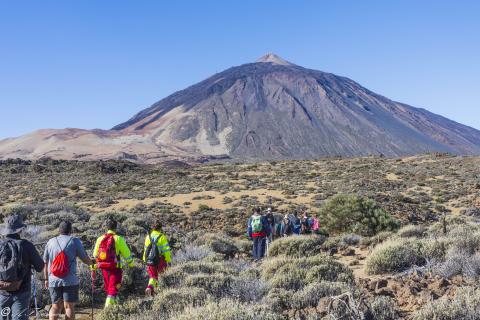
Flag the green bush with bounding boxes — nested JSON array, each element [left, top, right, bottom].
[[267, 235, 326, 257], [319, 194, 399, 236]]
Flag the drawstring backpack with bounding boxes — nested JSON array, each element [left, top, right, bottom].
[[50, 237, 73, 278]]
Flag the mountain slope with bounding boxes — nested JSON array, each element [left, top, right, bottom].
[[1, 54, 480, 162]]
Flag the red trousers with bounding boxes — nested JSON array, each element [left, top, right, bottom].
[[146, 257, 167, 288], [101, 268, 123, 296]]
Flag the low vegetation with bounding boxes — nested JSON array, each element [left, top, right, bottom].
[[1, 154, 479, 318]]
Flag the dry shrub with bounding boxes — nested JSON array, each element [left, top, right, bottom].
[[151, 287, 210, 315], [267, 235, 326, 257], [413, 287, 480, 320], [366, 239, 426, 274], [193, 233, 239, 258], [262, 255, 353, 295], [369, 296, 399, 320], [290, 282, 348, 309], [397, 225, 427, 238], [171, 299, 284, 320]]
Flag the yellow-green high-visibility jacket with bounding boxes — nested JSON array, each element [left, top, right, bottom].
[[93, 230, 134, 269], [142, 230, 171, 263]]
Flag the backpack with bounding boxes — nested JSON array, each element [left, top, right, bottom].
[[251, 216, 263, 233], [293, 218, 302, 234], [50, 237, 73, 278], [304, 218, 313, 231], [0, 239, 24, 291], [96, 234, 117, 270], [145, 233, 161, 266], [311, 218, 320, 231]]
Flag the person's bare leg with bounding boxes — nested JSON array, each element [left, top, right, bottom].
[[64, 301, 76, 320], [49, 301, 64, 320]]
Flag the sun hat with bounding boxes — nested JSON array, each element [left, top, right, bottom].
[[1, 214, 27, 235]]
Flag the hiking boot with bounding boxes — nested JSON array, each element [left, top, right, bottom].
[[145, 286, 154, 297]]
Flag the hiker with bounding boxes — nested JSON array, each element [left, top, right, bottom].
[[43, 220, 93, 320], [0, 215, 44, 320], [279, 214, 294, 237], [265, 208, 275, 242], [143, 220, 171, 297], [93, 218, 134, 308], [302, 212, 313, 234], [291, 211, 302, 235], [247, 208, 271, 261], [310, 215, 320, 234]]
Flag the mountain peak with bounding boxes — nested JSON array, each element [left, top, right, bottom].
[[256, 53, 294, 66]]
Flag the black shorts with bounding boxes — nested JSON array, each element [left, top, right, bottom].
[[49, 285, 79, 304]]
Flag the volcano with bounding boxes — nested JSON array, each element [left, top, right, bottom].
[[2, 54, 480, 162]]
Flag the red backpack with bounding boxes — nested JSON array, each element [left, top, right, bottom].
[[50, 237, 72, 278], [96, 234, 117, 270]]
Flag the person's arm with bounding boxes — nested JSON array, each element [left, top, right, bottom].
[[92, 236, 101, 259], [247, 218, 252, 238], [43, 243, 49, 288], [142, 234, 149, 262], [27, 242, 45, 273], [117, 236, 134, 267], [159, 235, 172, 263]]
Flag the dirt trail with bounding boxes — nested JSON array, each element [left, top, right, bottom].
[[334, 247, 382, 282]]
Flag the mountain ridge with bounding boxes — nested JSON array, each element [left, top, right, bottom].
[[1, 54, 480, 163]]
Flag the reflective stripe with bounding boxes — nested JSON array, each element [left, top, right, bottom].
[[148, 278, 158, 288]]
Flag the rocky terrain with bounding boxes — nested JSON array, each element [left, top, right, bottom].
[[2, 54, 480, 162], [1, 154, 480, 319]]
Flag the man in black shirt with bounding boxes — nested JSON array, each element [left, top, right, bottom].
[[265, 208, 275, 241], [0, 215, 44, 320]]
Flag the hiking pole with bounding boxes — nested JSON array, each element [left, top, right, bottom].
[[265, 237, 269, 257], [31, 270, 40, 320], [91, 267, 96, 320]]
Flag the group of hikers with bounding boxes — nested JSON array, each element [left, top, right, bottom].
[[0, 206, 317, 319], [0, 214, 171, 320], [247, 207, 319, 261]]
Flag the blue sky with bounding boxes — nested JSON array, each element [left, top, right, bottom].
[[0, 1, 479, 138]]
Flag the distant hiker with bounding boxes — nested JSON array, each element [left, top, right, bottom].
[[0, 215, 44, 320], [93, 218, 134, 308], [302, 213, 313, 234], [143, 220, 171, 297], [265, 208, 275, 242], [43, 220, 93, 320], [310, 216, 320, 233], [247, 208, 271, 261], [291, 211, 302, 235], [279, 214, 294, 237]]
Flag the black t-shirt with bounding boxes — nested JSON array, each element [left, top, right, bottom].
[[0, 234, 44, 295], [266, 213, 275, 226]]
